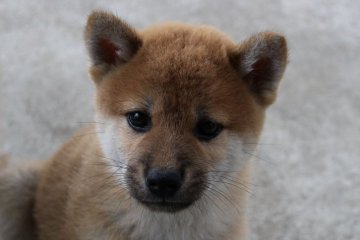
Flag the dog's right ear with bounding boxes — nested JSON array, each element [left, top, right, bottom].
[[84, 11, 142, 82]]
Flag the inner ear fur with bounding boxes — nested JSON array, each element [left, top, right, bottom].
[[230, 32, 288, 106], [84, 10, 142, 82]]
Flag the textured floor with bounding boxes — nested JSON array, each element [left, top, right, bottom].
[[0, 1, 359, 239]]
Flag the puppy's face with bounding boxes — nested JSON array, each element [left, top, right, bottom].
[[85, 11, 287, 212]]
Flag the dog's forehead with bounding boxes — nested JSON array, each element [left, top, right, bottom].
[[139, 23, 233, 74], [133, 24, 239, 109]]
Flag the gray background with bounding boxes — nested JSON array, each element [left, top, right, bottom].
[[0, 0, 359, 239]]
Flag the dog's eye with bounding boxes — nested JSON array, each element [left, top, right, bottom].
[[194, 119, 223, 141], [127, 111, 151, 132]]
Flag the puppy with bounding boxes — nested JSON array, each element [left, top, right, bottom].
[[4, 10, 287, 240]]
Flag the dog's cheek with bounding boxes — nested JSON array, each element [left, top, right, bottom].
[[95, 114, 133, 167], [95, 114, 148, 189], [199, 130, 232, 168], [207, 134, 251, 182], [95, 115, 120, 161]]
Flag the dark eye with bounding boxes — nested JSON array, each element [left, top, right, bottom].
[[127, 111, 151, 132], [194, 119, 223, 141]]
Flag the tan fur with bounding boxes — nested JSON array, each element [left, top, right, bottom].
[[2, 10, 287, 240], [0, 159, 41, 240]]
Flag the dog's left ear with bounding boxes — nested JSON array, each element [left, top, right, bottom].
[[84, 11, 142, 82], [230, 32, 288, 106]]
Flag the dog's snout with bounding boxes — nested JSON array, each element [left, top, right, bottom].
[[146, 169, 182, 198]]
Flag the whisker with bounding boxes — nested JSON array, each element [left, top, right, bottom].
[[208, 179, 254, 197], [206, 184, 241, 215], [219, 174, 257, 188], [88, 161, 129, 170], [72, 131, 105, 139], [76, 121, 106, 125], [203, 186, 229, 216], [242, 150, 276, 166]]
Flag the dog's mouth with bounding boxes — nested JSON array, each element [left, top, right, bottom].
[[138, 199, 193, 212]]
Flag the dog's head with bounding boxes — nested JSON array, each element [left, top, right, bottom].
[[85, 11, 287, 212]]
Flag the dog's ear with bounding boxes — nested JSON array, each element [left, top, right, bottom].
[[84, 11, 142, 82], [230, 32, 288, 106]]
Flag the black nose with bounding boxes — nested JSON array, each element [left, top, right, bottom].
[[146, 169, 182, 198]]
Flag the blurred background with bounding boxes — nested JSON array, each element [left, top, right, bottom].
[[0, 0, 359, 239]]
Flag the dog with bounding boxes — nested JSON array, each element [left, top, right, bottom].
[[0, 10, 287, 240]]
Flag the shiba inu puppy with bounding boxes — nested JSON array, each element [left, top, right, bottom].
[[1, 10, 287, 240]]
